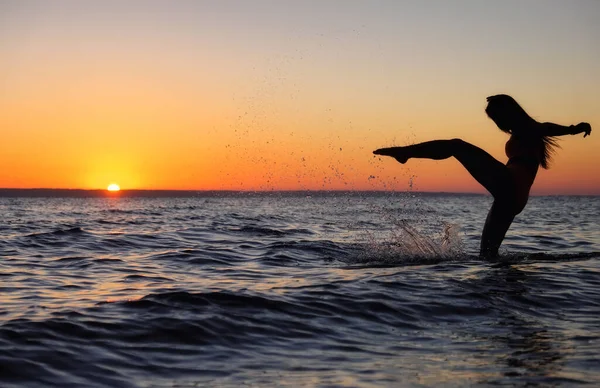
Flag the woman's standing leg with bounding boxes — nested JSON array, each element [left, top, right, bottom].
[[480, 201, 516, 258]]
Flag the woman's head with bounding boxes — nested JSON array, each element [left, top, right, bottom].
[[486, 94, 559, 169], [485, 94, 536, 133]]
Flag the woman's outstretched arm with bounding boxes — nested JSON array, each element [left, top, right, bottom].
[[540, 122, 592, 137]]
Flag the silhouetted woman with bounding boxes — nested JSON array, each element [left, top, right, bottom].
[[374, 94, 592, 258]]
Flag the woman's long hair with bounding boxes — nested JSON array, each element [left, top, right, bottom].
[[485, 94, 559, 169]]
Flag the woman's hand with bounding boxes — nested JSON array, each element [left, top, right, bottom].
[[576, 122, 592, 137]]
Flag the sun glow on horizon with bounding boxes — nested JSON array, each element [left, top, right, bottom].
[[107, 183, 121, 192]]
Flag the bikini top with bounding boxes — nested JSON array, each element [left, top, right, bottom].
[[505, 135, 541, 166]]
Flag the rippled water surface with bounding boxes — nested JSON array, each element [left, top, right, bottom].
[[1, 193, 599, 387]]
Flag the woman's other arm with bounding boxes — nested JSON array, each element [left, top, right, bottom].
[[540, 122, 592, 137]]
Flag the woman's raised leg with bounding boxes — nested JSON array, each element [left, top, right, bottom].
[[374, 139, 512, 199], [374, 139, 518, 257]]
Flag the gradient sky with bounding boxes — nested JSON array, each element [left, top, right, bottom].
[[1, 0, 599, 194]]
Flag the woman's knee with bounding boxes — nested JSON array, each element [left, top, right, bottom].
[[448, 138, 471, 155], [449, 138, 468, 148]]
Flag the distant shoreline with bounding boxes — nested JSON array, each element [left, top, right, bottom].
[[0, 189, 482, 198], [0, 189, 596, 198]]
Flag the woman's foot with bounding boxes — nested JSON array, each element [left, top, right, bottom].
[[373, 147, 409, 164]]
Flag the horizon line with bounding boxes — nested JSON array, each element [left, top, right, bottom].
[[0, 188, 481, 194], [0, 188, 597, 198]]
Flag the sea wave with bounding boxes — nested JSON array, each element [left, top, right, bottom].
[[1, 194, 599, 387]]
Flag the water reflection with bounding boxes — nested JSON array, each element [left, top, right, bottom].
[[473, 265, 574, 385], [493, 315, 567, 385]]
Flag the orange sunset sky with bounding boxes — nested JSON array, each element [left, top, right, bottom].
[[1, 1, 599, 194]]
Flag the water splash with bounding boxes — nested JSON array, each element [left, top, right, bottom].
[[350, 220, 465, 266]]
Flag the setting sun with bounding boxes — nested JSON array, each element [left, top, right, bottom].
[[107, 183, 121, 192]]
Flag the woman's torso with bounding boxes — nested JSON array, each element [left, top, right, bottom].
[[505, 134, 541, 213]]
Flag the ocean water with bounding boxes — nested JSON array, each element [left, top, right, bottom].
[[0, 192, 599, 387]]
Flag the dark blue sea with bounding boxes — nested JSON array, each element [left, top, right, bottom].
[[1, 192, 599, 387]]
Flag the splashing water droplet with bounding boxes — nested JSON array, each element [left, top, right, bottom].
[[348, 220, 465, 266]]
